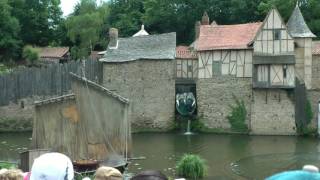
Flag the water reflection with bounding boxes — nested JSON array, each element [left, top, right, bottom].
[[129, 134, 320, 179], [0, 132, 31, 162], [1, 132, 320, 179]]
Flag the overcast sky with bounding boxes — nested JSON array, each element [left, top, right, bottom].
[[60, 0, 107, 17], [60, 0, 79, 17]]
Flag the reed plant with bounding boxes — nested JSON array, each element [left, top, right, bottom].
[[176, 154, 207, 179]]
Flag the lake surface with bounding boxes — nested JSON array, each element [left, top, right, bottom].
[[1, 132, 320, 179]]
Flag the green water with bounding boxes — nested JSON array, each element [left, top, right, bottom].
[[1, 132, 320, 179]]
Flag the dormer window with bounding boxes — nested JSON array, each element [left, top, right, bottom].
[[274, 29, 281, 40]]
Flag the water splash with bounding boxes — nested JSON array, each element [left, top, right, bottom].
[[184, 120, 194, 135]]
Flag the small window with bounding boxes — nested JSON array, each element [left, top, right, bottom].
[[212, 61, 221, 76], [274, 29, 281, 40], [257, 65, 269, 82], [187, 64, 193, 73]]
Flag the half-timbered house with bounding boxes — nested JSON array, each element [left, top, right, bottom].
[[192, 6, 317, 135]]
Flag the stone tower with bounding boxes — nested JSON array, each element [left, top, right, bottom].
[[287, 4, 316, 89]]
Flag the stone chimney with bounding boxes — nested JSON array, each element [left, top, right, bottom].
[[195, 21, 201, 40], [201, 11, 210, 25], [109, 28, 118, 49]]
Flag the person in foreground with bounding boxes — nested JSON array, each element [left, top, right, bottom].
[[0, 169, 24, 180], [29, 152, 74, 180], [131, 170, 168, 180], [94, 166, 123, 180], [266, 165, 320, 180]]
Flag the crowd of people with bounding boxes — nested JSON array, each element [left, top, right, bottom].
[[2, 152, 320, 179], [0, 152, 176, 180]]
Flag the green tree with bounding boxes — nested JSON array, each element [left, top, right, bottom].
[[301, 0, 320, 38], [22, 45, 39, 66], [66, 0, 107, 59], [257, 0, 296, 21], [109, 0, 144, 37], [0, 0, 21, 62], [9, 0, 63, 46]]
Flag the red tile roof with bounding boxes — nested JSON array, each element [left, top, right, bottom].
[[176, 46, 197, 59], [313, 41, 320, 55], [39, 47, 69, 58], [196, 22, 262, 51]]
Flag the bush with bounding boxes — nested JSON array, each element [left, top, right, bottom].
[[227, 96, 248, 132], [176, 154, 207, 179], [306, 99, 313, 125], [0, 162, 17, 169], [23, 45, 39, 66]]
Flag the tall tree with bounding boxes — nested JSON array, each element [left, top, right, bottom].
[[66, 0, 107, 59], [0, 0, 21, 62], [9, 0, 63, 46], [109, 0, 144, 37], [301, 0, 320, 38]]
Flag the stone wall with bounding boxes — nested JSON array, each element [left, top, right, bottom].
[[307, 90, 320, 129], [0, 97, 35, 132], [0, 95, 58, 132], [312, 55, 320, 90], [307, 55, 320, 129], [102, 59, 175, 132], [251, 89, 296, 135], [196, 76, 252, 130]]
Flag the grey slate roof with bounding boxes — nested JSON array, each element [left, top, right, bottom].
[[287, 5, 316, 38], [100, 32, 176, 62]]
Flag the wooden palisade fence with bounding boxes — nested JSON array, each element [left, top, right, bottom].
[[0, 60, 103, 106]]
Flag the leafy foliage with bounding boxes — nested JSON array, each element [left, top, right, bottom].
[[0, 161, 17, 169], [0, 0, 21, 62], [22, 45, 39, 66], [176, 154, 207, 179], [296, 97, 314, 136], [305, 99, 314, 125], [2, 0, 320, 62], [227, 96, 248, 132], [66, 0, 109, 59]]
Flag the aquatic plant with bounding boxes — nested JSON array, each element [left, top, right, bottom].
[[227, 96, 248, 133], [297, 98, 315, 136], [0, 161, 17, 169], [176, 154, 207, 179]]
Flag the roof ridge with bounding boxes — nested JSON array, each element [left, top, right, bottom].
[[120, 32, 176, 40], [201, 22, 262, 27]]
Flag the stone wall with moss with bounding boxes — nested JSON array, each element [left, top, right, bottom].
[[251, 89, 296, 135], [307, 90, 320, 129], [0, 98, 34, 132], [196, 77, 252, 131]]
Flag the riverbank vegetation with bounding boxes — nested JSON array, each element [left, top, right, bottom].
[[1, 0, 320, 63], [227, 97, 248, 133], [298, 98, 317, 136], [176, 154, 207, 179]]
